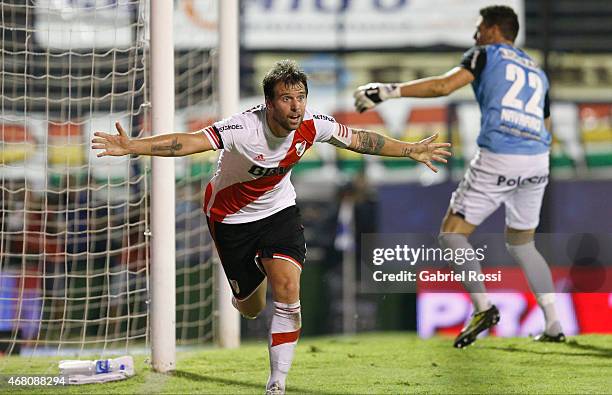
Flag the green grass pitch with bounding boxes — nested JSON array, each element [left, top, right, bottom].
[[1, 333, 610, 394]]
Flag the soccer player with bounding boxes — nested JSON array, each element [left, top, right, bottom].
[[354, 5, 565, 348], [92, 60, 451, 394]]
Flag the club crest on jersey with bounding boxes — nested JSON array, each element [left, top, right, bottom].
[[295, 141, 307, 157]]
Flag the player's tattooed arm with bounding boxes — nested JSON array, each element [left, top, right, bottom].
[[401, 146, 413, 156], [92, 122, 215, 157], [151, 138, 183, 155], [348, 129, 386, 155], [345, 128, 452, 173], [139, 133, 212, 156]]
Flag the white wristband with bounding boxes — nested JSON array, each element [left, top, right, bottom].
[[387, 84, 402, 99]]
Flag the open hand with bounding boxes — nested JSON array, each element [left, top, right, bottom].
[[91, 122, 131, 157], [407, 133, 452, 173]]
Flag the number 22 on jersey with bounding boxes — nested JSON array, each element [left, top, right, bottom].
[[501, 63, 544, 118]]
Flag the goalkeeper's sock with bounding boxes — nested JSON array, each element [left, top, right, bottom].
[[439, 233, 491, 312], [506, 241, 562, 335], [538, 294, 562, 335], [267, 300, 301, 392]]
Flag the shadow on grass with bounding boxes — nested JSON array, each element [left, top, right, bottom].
[[480, 339, 612, 359], [565, 339, 612, 358], [173, 370, 335, 394]]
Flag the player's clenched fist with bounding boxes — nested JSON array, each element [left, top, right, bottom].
[[353, 83, 401, 113]]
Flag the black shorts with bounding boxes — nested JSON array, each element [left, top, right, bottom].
[[206, 205, 306, 301]]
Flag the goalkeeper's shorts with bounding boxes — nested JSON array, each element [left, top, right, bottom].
[[449, 148, 549, 230], [206, 205, 306, 301]]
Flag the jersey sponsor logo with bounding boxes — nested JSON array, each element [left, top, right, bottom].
[[496, 174, 548, 186], [313, 114, 335, 123], [254, 154, 265, 161], [218, 123, 244, 132], [248, 164, 294, 177], [295, 141, 307, 157], [501, 108, 542, 131]]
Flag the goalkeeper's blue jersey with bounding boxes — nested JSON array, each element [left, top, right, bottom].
[[460, 44, 551, 155]]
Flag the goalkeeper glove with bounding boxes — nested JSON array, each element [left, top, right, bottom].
[[353, 83, 401, 113]]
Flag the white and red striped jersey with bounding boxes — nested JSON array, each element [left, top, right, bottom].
[[199, 105, 352, 224]]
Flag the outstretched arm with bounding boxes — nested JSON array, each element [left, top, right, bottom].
[[354, 67, 474, 113], [91, 122, 215, 157], [396, 67, 474, 97], [344, 129, 451, 173]]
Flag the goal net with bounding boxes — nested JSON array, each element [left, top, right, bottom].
[[0, 0, 217, 360]]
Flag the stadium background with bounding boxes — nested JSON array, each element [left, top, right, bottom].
[[1, 0, 611, 354]]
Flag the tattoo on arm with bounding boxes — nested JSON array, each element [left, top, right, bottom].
[[353, 130, 385, 154], [151, 138, 183, 156], [401, 146, 413, 157], [328, 138, 347, 148]]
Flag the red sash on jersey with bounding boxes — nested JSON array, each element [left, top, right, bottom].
[[204, 120, 316, 223]]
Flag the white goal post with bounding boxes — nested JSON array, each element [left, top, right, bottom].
[[150, 0, 241, 372], [215, 0, 241, 351], [150, 0, 177, 373]]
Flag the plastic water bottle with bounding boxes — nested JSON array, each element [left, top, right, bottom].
[[59, 356, 133, 376]]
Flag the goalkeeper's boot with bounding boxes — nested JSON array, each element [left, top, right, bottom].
[[453, 304, 500, 349], [265, 381, 284, 395], [534, 332, 566, 343]]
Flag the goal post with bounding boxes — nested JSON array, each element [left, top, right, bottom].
[[216, 0, 241, 350], [150, 0, 176, 373]]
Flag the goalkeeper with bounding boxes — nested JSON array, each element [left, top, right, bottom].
[[354, 5, 564, 348], [92, 59, 451, 394]]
